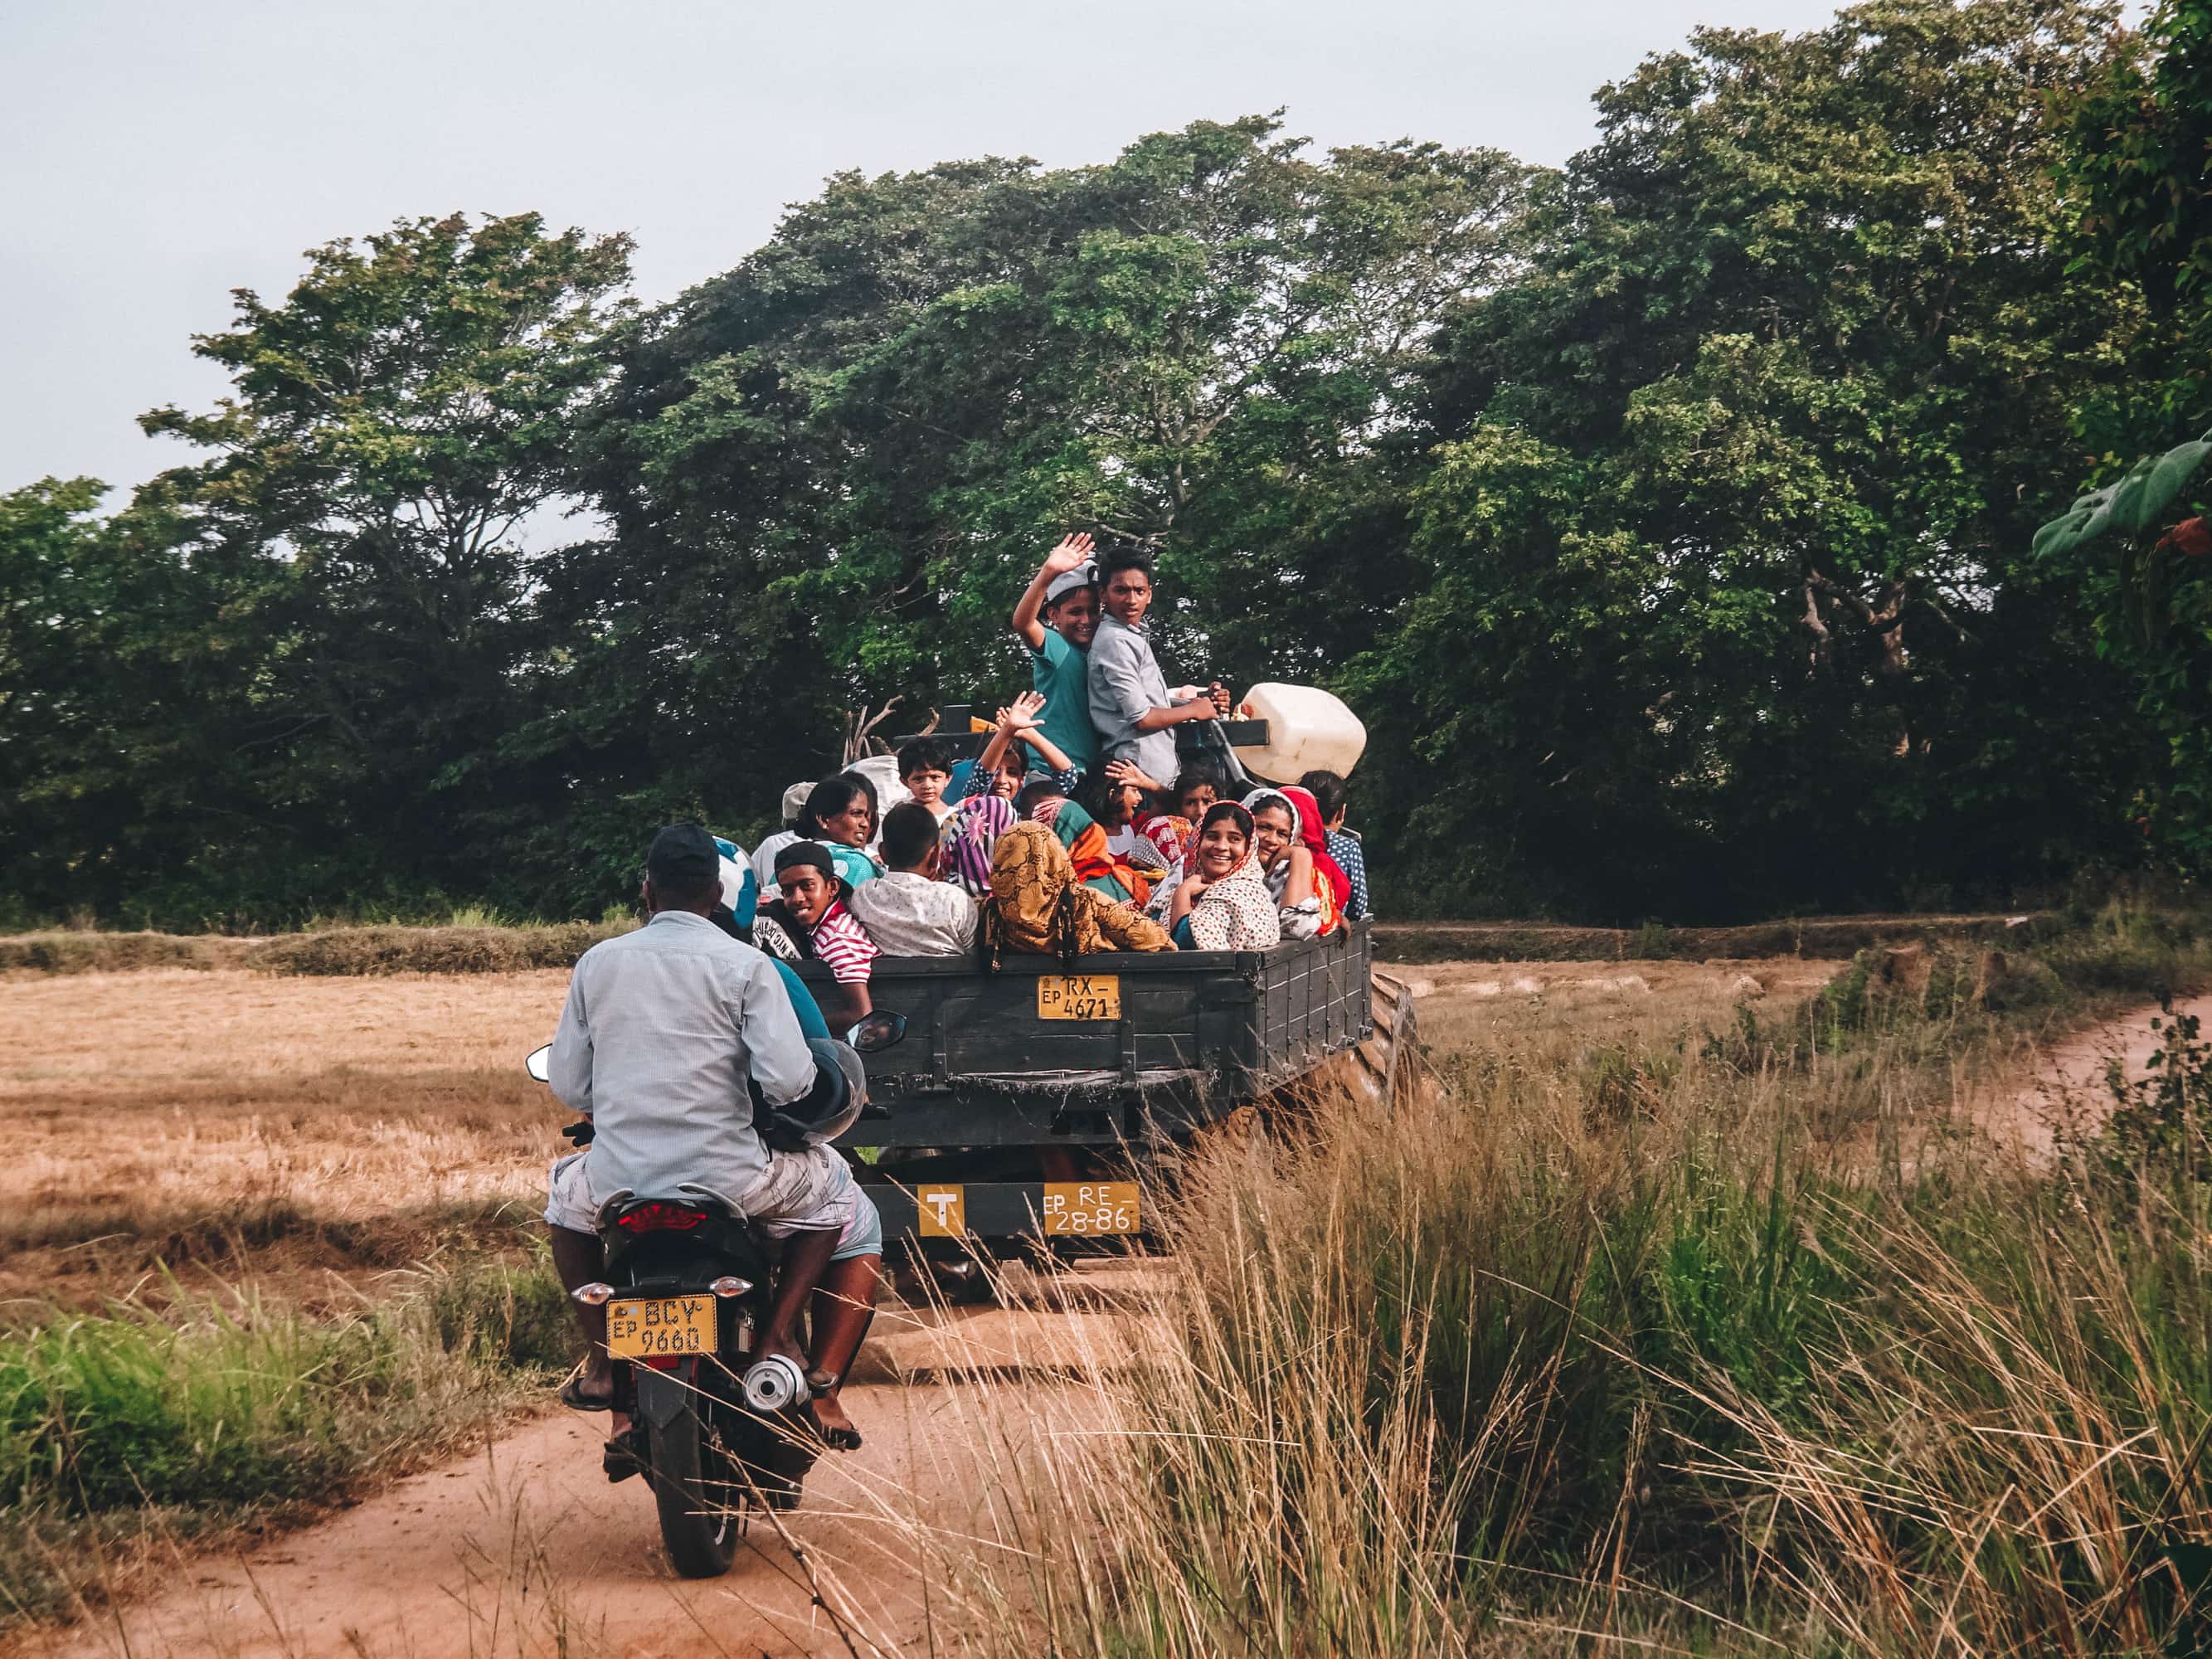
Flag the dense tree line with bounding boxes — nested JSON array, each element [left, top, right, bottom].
[[3, 0, 2203, 928]]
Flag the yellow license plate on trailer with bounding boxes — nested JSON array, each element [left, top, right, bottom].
[[1037, 974, 1121, 1021], [1042, 1182, 1141, 1236], [606, 1294, 716, 1361]]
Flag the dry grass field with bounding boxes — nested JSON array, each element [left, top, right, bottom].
[[0, 968, 571, 1312]]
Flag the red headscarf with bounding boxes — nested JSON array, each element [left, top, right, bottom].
[[1279, 786, 1352, 912]]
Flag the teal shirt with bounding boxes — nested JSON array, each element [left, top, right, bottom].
[[828, 844, 879, 891], [768, 957, 832, 1042], [1029, 629, 1095, 774]]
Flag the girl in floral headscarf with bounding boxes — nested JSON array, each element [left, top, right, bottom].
[[946, 795, 1017, 898], [1168, 802, 1280, 951]]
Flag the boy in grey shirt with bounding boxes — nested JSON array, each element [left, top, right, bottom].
[[1085, 549, 1222, 786]]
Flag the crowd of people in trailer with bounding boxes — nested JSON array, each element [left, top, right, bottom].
[[704, 536, 1373, 1031]]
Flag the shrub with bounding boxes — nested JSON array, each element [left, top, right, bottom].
[[249, 921, 631, 976]]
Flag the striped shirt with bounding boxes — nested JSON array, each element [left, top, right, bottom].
[[809, 900, 879, 985]]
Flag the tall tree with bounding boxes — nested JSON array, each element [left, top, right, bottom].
[[139, 212, 634, 912], [550, 119, 1529, 868], [1359, 0, 2143, 917]]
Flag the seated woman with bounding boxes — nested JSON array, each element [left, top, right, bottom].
[[798, 776, 883, 892], [1167, 801, 1279, 951], [985, 821, 1174, 964], [757, 842, 879, 1030], [1242, 787, 1342, 941]]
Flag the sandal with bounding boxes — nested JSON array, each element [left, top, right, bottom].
[[558, 1374, 615, 1413], [802, 1402, 863, 1453], [602, 1431, 644, 1482]]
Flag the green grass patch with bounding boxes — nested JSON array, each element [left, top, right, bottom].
[[0, 1253, 572, 1630]]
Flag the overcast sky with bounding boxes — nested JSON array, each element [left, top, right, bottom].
[[3, 0, 1853, 496]]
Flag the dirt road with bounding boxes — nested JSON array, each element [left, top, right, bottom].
[[1991, 993, 2212, 1165], [27, 1294, 1139, 1659]]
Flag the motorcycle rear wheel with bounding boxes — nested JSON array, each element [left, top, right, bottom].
[[649, 1398, 744, 1578]]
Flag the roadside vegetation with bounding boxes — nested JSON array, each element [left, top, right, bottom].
[[941, 898, 2212, 1654], [0, 1255, 571, 1629]]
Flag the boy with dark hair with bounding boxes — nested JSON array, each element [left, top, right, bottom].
[[848, 801, 978, 956], [897, 737, 956, 824], [1086, 549, 1221, 788], [1299, 769, 1369, 920], [1011, 533, 1101, 781]]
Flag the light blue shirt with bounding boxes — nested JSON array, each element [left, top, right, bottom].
[[548, 910, 815, 1203], [1087, 612, 1182, 786]]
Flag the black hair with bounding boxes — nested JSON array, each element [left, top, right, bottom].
[[879, 800, 941, 870], [800, 776, 868, 840], [1299, 769, 1349, 824], [1199, 800, 1255, 843], [1014, 774, 1068, 816], [1097, 547, 1154, 585], [897, 737, 953, 780], [1084, 766, 1147, 826], [1171, 761, 1223, 807]]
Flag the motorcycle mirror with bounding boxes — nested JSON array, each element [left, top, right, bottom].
[[525, 1045, 552, 1082], [846, 1011, 907, 1054]]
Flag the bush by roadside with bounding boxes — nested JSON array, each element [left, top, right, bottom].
[[0, 921, 638, 978], [248, 921, 631, 976], [0, 1253, 571, 1631]]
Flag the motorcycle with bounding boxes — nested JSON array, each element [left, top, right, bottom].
[[525, 1008, 907, 1578]]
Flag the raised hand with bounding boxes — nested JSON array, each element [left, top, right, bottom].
[[999, 689, 1046, 732], [1041, 533, 1094, 577], [1106, 757, 1165, 794]]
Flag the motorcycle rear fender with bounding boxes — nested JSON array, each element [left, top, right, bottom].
[[634, 1358, 700, 1431]]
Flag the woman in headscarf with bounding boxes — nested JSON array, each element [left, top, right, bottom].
[[1279, 784, 1354, 914], [986, 821, 1174, 965], [1243, 787, 1340, 941], [1167, 802, 1279, 951], [946, 795, 1016, 898]]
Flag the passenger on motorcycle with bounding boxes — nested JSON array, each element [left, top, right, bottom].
[[543, 824, 882, 1462]]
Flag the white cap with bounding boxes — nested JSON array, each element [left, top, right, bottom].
[[781, 781, 814, 825], [1045, 562, 1097, 605]]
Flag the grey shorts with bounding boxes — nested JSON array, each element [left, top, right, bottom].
[[544, 1144, 882, 1262]]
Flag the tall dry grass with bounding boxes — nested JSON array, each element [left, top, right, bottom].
[[924, 908, 2212, 1657]]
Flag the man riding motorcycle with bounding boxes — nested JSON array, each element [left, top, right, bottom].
[[543, 823, 882, 1470]]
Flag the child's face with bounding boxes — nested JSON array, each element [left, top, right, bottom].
[[903, 766, 949, 808], [1047, 587, 1100, 649], [820, 800, 872, 847], [777, 867, 834, 927], [1106, 781, 1145, 823], [990, 761, 1024, 800], [1196, 820, 1246, 878], [1177, 781, 1216, 820], [1101, 567, 1151, 627], [1252, 804, 1294, 868]]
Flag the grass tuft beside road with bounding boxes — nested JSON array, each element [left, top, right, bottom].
[[0, 1254, 571, 1629]]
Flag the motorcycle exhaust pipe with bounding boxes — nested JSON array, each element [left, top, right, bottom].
[[742, 1353, 809, 1413]]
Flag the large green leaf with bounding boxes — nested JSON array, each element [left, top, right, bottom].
[[2035, 431, 2212, 558]]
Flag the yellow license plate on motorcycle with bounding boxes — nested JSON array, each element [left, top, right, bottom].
[[1042, 1182, 1140, 1235], [606, 1294, 716, 1360], [1037, 974, 1120, 1020]]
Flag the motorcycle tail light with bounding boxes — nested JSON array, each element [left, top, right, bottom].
[[615, 1202, 707, 1233], [571, 1282, 614, 1305], [641, 1355, 686, 1373], [708, 1276, 754, 1298]]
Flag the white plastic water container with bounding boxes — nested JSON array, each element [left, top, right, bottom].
[[1232, 684, 1367, 784]]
